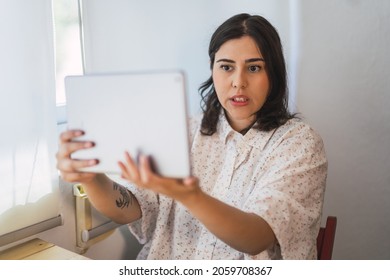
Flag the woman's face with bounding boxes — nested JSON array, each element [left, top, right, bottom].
[[212, 35, 270, 132]]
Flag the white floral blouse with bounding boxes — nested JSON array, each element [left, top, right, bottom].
[[125, 113, 328, 259]]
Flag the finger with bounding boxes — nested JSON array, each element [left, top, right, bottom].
[[118, 152, 141, 182], [139, 155, 152, 183], [56, 141, 94, 159], [60, 171, 96, 183], [125, 152, 141, 181], [59, 129, 84, 143], [118, 161, 132, 180], [57, 157, 98, 173], [183, 176, 198, 186]]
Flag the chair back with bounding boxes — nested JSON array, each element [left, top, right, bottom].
[[317, 216, 337, 260]]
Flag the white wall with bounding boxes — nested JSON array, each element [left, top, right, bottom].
[[295, 0, 390, 259], [81, 0, 290, 116]]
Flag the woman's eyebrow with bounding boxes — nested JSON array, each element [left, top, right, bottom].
[[215, 58, 264, 63], [215, 58, 235, 63], [245, 58, 265, 63]]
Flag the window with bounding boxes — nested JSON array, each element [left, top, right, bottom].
[[53, 0, 84, 124], [53, 0, 84, 106], [0, 0, 62, 246]]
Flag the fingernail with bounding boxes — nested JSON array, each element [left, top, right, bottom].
[[141, 155, 148, 163], [84, 142, 94, 148]]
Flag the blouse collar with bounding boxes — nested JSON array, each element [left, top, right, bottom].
[[217, 111, 277, 151]]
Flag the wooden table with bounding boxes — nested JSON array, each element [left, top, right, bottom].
[[0, 238, 89, 260]]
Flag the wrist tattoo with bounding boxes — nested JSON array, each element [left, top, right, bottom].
[[113, 182, 133, 209]]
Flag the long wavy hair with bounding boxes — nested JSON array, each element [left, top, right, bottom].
[[199, 13, 295, 135]]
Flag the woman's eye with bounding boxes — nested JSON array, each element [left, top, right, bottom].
[[220, 65, 233, 72], [248, 65, 262, 73]]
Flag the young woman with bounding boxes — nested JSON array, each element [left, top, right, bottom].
[[56, 13, 327, 259]]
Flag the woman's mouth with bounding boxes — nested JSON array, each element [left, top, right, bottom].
[[230, 95, 249, 105]]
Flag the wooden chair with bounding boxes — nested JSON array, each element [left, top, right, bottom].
[[317, 216, 337, 260]]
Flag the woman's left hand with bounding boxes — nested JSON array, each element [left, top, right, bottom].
[[118, 151, 200, 202]]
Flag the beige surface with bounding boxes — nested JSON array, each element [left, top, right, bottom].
[[0, 238, 89, 260]]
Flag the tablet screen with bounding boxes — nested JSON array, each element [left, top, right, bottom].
[[65, 71, 191, 178]]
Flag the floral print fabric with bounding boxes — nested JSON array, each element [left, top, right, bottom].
[[126, 113, 327, 259]]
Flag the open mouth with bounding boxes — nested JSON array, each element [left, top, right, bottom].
[[232, 97, 248, 102], [230, 96, 249, 103]]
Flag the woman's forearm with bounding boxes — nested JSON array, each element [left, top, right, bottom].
[[117, 154, 274, 254], [180, 189, 276, 255], [82, 173, 142, 224]]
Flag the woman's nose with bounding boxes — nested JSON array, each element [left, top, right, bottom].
[[231, 70, 247, 89]]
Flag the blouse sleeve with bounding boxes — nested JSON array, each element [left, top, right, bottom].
[[243, 122, 328, 259], [124, 183, 160, 245]]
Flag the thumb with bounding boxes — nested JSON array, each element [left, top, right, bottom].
[[183, 176, 198, 186]]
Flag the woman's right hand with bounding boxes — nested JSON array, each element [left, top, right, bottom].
[[56, 129, 100, 183]]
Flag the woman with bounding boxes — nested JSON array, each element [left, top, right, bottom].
[[57, 13, 327, 259]]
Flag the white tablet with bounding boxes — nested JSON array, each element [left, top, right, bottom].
[[64, 71, 191, 178]]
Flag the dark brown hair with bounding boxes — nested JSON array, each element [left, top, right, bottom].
[[199, 13, 295, 135]]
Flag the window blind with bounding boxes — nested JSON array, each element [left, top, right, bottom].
[[0, 0, 61, 245]]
